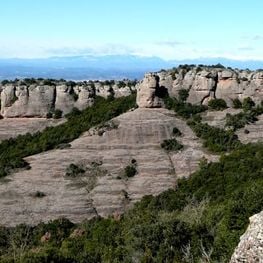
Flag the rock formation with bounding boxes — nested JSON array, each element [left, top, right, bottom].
[[230, 210, 263, 262], [0, 80, 135, 118], [0, 107, 218, 226], [138, 66, 263, 107], [1, 66, 262, 117], [136, 73, 167, 108]]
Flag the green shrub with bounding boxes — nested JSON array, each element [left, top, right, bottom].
[[242, 97, 255, 111], [124, 165, 137, 178], [208, 98, 227, 110], [164, 96, 207, 119], [225, 103, 263, 131], [46, 112, 53, 119], [65, 107, 81, 120], [225, 111, 258, 131], [244, 129, 250, 134], [161, 138, 183, 152], [65, 164, 85, 178], [172, 127, 182, 136], [1, 80, 9, 85], [178, 89, 189, 102], [189, 121, 240, 152], [232, 98, 242, 109], [53, 109, 63, 119], [69, 89, 79, 101]]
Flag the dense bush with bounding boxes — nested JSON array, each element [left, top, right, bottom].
[[242, 97, 255, 111], [232, 98, 242, 109], [208, 98, 227, 110], [172, 127, 182, 136], [178, 89, 189, 102], [161, 138, 183, 152], [225, 104, 263, 131], [65, 163, 85, 178], [53, 109, 63, 119], [124, 165, 137, 178], [46, 112, 53, 119], [225, 111, 258, 131], [188, 120, 241, 152], [164, 96, 207, 119]]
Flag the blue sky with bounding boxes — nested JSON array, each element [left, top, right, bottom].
[[0, 0, 262, 60]]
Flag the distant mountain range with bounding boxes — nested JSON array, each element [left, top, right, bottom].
[[0, 55, 262, 80]]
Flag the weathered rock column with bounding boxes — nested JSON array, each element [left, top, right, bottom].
[[136, 73, 166, 108]]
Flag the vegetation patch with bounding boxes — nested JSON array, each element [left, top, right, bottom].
[[225, 99, 263, 131], [124, 165, 137, 178], [161, 138, 183, 152], [164, 95, 241, 153], [164, 96, 207, 119], [188, 120, 240, 152], [172, 127, 182, 136], [30, 191, 46, 198], [65, 163, 85, 178], [232, 98, 242, 109], [208, 98, 227, 110]]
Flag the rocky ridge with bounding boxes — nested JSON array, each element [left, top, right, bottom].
[[1, 66, 263, 118], [0, 79, 136, 117], [139, 65, 263, 107]]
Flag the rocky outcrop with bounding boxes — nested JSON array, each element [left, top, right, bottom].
[[0, 107, 218, 226], [136, 66, 263, 108], [1, 66, 263, 117], [230, 210, 263, 262], [136, 73, 167, 108], [0, 80, 135, 118], [1, 85, 55, 117]]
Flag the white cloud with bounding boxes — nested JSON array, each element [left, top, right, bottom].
[[0, 40, 262, 61]]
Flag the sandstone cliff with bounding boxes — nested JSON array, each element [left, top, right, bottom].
[[1, 66, 262, 117], [0, 80, 136, 117], [137, 66, 263, 108]]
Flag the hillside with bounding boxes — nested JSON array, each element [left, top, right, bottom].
[[0, 65, 262, 262]]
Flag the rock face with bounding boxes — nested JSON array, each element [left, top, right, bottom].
[[0, 81, 135, 118], [230, 210, 263, 262], [136, 73, 167, 108], [1, 67, 262, 117], [136, 67, 263, 108], [0, 108, 218, 226], [1, 85, 55, 117]]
